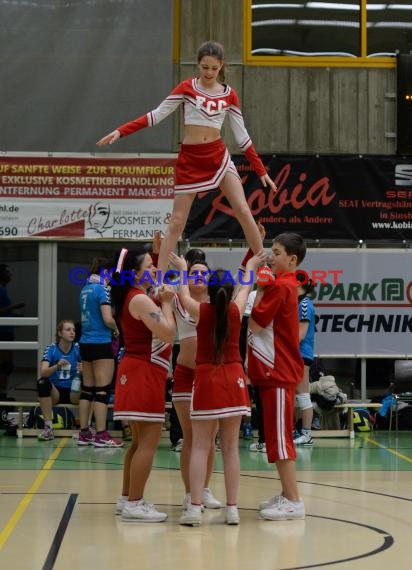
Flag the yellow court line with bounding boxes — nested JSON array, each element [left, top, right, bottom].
[[364, 436, 412, 464], [0, 438, 68, 550]]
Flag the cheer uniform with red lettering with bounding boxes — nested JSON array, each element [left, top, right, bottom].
[[114, 289, 171, 422], [172, 293, 196, 402], [248, 277, 303, 462], [192, 302, 250, 419], [116, 78, 266, 194]]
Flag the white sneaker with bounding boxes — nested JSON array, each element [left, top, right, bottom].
[[225, 506, 240, 525], [115, 495, 128, 515], [121, 499, 167, 523], [182, 493, 191, 511], [183, 493, 205, 512], [38, 427, 54, 441], [249, 442, 266, 452], [293, 430, 313, 446], [260, 496, 305, 520], [179, 504, 202, 526], [259, 494, 282, 511], [202, 488, 221, 509], [174, 438, 184, 452]]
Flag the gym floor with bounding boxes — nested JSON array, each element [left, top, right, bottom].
[[0, 431, 411, 570]]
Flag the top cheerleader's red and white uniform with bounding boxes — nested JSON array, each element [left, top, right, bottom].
[[171, 293, 197, 402], [114, 288, 172, 422], [116, 78, 267, 194], [191, 302, 251, 420]]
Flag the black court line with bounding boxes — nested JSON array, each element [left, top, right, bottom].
[[42, 493, 78, 570], [277, 515, 395, 570], [238, 472, 412, 503], [73, 503, 395, 570], [0, 453, 125, 467], [270, 515, 394, 570], [1, 491, 76, 497]]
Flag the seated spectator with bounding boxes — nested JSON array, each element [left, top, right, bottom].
[[37, 320, 82, 441]]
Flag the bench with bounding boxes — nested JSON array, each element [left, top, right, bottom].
[[0, 400, 173, 438], [1, 400, 380, 440], [313, 402, 382, 439], [0, 401, 120, 438]]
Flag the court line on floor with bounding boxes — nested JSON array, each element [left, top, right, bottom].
[[42, 493, 78, 570], [273, 515, 393, 570], [364, 436, 412, 463], [0, 438, 68, 551], [239, 472, 412, 502]]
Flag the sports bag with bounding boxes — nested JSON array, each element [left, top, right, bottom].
[[27, 406, 75, 429]]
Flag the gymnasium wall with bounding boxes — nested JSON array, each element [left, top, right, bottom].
[[0, 0, 174, 154], [177, 0, 396, 155], [0, 1, 397, 156]]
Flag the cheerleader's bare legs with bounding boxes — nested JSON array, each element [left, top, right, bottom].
[[174, 400, 217, 497], [157, 194, 195, 277], [189, 416, 242, 510], [219, 172, 263, 255], [157, 172, 263, 277], [122, 421, 163, 501]]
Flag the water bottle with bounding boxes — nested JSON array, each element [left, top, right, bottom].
[[242, 421, 253, 439], [71, 373, 81, 393]]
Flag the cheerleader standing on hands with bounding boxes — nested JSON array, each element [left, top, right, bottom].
[[97, 41, 276, 276]]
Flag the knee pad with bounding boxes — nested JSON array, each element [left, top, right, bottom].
[[80, 387, 95, 402], [94, 384, 112, 405], [296, 393, 312, 411], [37, 377, 53, 398]]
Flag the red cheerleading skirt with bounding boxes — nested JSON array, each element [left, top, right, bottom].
[[113, 356, 167, 422], [191, 362, 251, 420], [175, 138, 240, 195], [172, 363, 194, 402]]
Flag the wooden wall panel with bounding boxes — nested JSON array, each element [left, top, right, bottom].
[[242, 67, 290, 154], [357, 70, 370, 152], [177, 1, 396, 155], [289, 69, 309, 153], [330, 70, 358, 153], [179, 0, 242, 63], [307, 69, 332, 152]]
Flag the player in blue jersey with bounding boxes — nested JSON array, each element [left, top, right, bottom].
[[37, 320, 81, 441], [293, 274, 316, 446], [78, 256, 123, 448]]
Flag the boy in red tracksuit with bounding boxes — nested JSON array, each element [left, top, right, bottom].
[[248, 233, 306, 520]]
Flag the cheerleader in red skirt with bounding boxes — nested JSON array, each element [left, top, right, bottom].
[[172, 257, 221, 512], [169, 249, 265, 526], [110, 247, 176, 523], [97, 41, 276, 276]]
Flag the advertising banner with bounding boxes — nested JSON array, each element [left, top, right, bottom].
[[2, 154, 412, 241], [0, 155, 175, 239], [302, 249, 412, 356], [201, 247, 412, 357], [186, 155, 412, 241]]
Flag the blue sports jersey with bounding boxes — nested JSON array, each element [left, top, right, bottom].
[[79, 279, 112, 344], [42, 342, 81, 389], [298, 294, 315, 362]]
